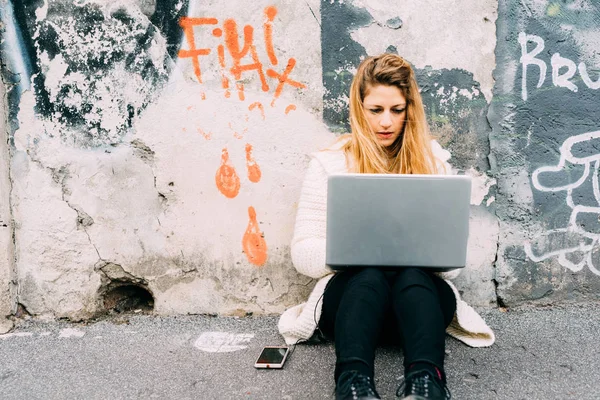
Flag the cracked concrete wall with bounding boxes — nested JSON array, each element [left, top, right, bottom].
[[0, 73, 16, 332], [490, 0, 600, 305], [0, 0, 504, 320]]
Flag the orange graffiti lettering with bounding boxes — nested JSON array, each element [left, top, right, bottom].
[[237, 83, 245, 101], [267, 58, 306, 104], [215, 148, 240, 198], [285, 104, 296, 114], [264, 6, 278, 66], [242, 206, 268, 266], [224, 19, 269, 92], [248, 102, 266, 120], [177, 7, 306, 101], [178, 17, 218, 83], [245, 144, 261, 183]]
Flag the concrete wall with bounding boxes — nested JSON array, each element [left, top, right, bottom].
[[0, 73, 15, 332], [490, 0, 600, 304], [0, 0, 597, 321]]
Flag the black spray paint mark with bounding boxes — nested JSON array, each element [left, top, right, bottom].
[[150, 0, 189, 61], [320, 0, 371, 133], [417, 68, 490, 171], [1, 0, 53, 136], [1, 0, 188, 147]]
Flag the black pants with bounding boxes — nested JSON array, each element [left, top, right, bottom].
[[318, 268, 456, 381]]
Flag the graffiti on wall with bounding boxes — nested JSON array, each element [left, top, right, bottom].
[[510, 7, 600, 277], [526, 130, 600, 275], [519, 33, 600, 101], [176, 5, 308, 267], [177, 6, 305, 106], [0, 1, 309, 268]]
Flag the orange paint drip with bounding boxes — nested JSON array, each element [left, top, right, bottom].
[[200, 91, 206, 100], [263, 6, 278, 66], [285, 104, 297, 114], [237, 83, 245, 101], [248, 102, 265, 120], [215, 148, 240, 198], [197, 128, 212, 140], [242, 206, 268, 266], [245, 144, 262, 183]]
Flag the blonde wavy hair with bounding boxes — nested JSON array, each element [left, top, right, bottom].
[[342, 53, 438, 174]]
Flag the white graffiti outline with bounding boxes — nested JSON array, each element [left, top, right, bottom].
[[526, 130, 600, 276]]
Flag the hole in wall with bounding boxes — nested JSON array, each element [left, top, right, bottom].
[[15, 303, 31, 318], [102, 284, 154, 314]]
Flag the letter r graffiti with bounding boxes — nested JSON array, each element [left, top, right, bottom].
[[518, 32, 547, 101]]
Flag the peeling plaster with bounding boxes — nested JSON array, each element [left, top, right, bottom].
[[347, 0, 497, 101], [467, 167, 497, 206]]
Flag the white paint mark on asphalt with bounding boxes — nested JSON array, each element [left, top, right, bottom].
[[40, 332, 51, 336], [0, 332, 34, 340], [194, 332, 254, 353], [59, 328, 85, 338]]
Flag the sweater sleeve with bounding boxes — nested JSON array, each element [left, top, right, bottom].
[[290, 157, 333, 279]]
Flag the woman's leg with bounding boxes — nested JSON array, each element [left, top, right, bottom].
[[390, 268, 456, 378], [318, 268, 392, 381]]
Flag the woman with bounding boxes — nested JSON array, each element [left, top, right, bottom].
[[278, 53, 495, 400]]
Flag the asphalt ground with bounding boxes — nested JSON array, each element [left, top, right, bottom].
[[0, 303, 599, 400]]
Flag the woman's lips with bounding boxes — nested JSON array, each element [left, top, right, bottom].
[[377, 132, 393, 138]]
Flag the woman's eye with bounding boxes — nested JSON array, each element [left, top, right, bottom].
[[369, 109, 381, 114], [393, 109, 406, 114]]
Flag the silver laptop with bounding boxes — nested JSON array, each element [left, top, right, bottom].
[[326, 173, 471, 271]]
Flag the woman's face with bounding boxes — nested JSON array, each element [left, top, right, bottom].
[[362, 84, 407, 148]]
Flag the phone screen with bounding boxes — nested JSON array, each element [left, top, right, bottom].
[[257, 347, 288, 364]]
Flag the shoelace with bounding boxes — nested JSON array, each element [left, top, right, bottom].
[[336, 371, 380, 399], [396, 371, 451, 399]]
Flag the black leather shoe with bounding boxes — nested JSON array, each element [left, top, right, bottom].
[[396, 370, 451, 399], [335, 370, 381, 400]]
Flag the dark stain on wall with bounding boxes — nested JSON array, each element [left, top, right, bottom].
[[1, 0, 52, 135], [1, 0, 187, 147], [150, 0, 189, 61], [417, 67, 490, 172], [489, 0, 600, 303], [320, 0, 371, 133]]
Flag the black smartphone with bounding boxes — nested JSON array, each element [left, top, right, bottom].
[[254, 346, 290, 369]]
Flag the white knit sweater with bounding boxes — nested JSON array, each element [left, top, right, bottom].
[[278, 137, 496, 348]]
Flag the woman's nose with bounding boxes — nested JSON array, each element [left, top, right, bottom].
[[380, 112, 392, 128]]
